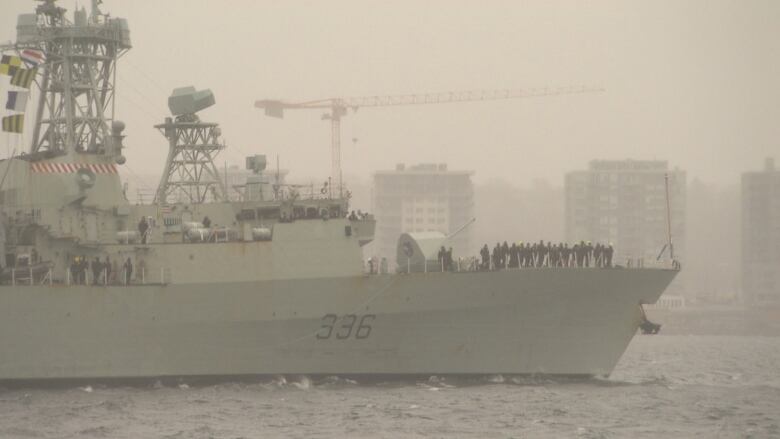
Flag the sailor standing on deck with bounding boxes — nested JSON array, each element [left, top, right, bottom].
[[104, 256, 112, 284], [79, 256, 88, 284], [536, 240, 546, 267], [123, 258, 133, 285], [138, 217, 149, 244], [480, 244, 490, 270], [575, 242, 584, 267], [69, 257, 78, 284], [509, 243, 518, 268], [562, 243, 571, 267], [593, 243, 602, 268], [605, 243, 614, 268], [92, 257, 102, 285], [585, 241, 593, 267]]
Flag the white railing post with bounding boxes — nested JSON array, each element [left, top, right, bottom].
[[29, 267, 33, 286], [11, 268, 15, 286], [142, 267, 145, 284], [66, 268, 70, 286]]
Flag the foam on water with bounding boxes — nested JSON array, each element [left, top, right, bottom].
[[1, 336, 779, 438], [290, 375, 312, 390]]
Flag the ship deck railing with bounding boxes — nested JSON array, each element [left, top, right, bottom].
[[387, 256, 680, 275], [1, 266, 171, 288], [1, 257, 679, 287]]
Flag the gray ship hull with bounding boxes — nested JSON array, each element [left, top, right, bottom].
[[0, 268, 676, 381]]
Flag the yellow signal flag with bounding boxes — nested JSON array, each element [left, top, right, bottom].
[[0, 55, 22, 76], [10, 67, 37, 89], [2, 115, 24, 134]]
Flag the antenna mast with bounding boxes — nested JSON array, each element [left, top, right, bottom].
[[14, 0, 132, 156], [664, 173, 675, 261], [155, 87, 228, 204]]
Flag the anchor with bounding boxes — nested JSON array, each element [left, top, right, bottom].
[[639, 303, 661, 335]]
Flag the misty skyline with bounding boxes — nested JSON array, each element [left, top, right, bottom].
[[1, 0, 778, 188]]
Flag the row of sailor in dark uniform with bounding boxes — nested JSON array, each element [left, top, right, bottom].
[[69, 255, 134, 285], [479, 240, 614, 270]]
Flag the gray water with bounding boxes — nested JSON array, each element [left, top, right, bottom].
[[1, 336, 779, 439]]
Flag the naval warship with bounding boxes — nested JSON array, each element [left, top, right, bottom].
[[0, 1, 677, 382]]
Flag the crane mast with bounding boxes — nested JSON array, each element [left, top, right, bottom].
[[256, 85, 603, 195]]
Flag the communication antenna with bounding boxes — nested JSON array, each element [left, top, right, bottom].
[[445, 217, 476, 242], [273, 155, 281, 200], [664, 173, 675, 261]]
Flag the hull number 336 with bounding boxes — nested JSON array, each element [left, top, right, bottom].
[[316, 314, 375, 340]]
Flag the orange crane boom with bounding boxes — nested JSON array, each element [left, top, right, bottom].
[[255, 85, 603, 194]]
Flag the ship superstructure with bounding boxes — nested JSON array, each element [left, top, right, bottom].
[[0, 0, 677, 382]]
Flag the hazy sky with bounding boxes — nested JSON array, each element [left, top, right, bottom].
[[1, 0, 778, 187]]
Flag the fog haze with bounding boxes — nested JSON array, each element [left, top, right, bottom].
[[1, 5, 780, 437], [1, 0, 777, 301], [3, 0, 778, 186]]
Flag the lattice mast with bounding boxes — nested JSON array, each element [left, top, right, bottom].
[[14, 0, 131, 156], [154, 87, 228, 205]]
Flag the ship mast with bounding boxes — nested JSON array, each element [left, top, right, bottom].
[[14, 0, 131, 158], [664, 172, 675, 261], [154, 87, 228, 205]]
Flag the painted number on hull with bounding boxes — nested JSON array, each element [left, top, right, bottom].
[[316, 314, 375, 340]]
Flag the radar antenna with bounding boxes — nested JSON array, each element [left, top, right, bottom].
[[154, 87, 228, 205]]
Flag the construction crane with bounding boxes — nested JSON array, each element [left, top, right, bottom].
[[255, 86, 603, 195]]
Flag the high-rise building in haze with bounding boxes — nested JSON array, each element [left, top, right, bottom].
[[372, 163, 474, 268], [565, 160, 686, 266], [741, 157, 780, 304]]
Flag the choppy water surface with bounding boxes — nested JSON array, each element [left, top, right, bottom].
[[1, 336, 779, 438]]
